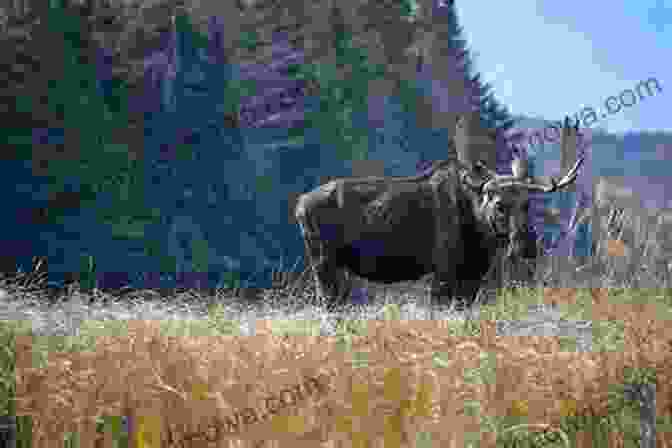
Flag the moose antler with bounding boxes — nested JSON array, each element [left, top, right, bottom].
[[501, 156, 584, 192], [475, 115, 584, 193]]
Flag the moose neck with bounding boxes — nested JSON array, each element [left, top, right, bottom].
[[461, 187, 503, 249]]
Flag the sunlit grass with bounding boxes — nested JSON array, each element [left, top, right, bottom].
[[2, 202, 671, 446]]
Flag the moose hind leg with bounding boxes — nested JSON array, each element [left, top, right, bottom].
[[297, 216, 351, 308], [298, 223, 343, 304], [430, 274, 457, 308], [314, 257, 352, 309], [303, 236, 350, 305]]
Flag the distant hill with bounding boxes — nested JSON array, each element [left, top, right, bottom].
[[511, 114, 672, 210]]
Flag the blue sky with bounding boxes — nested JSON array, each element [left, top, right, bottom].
[[456, 0, 670, 135]]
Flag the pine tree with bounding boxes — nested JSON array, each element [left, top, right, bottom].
[[284, 4, 388, 170], [133, 8, 279, 290], [470, 73, 516, 139], [0, 0, 163, 289], [423, 0, 514, 144]]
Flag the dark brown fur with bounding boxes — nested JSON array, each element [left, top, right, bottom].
[[295, 159, 527, 308]]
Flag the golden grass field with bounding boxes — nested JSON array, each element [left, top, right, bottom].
[[2, 202, 672, 447]]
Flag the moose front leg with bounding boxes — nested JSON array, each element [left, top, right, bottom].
[[430, 183, 467, 309], [431, 274, 481, 310], [431, 242, 461, 308], [452, 274, 483, 308]]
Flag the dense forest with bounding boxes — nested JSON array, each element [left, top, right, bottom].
[[2, 0, 669, 292]]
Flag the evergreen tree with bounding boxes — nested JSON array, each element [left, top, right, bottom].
[[290, 5, 387, 166], [470, 73, 516, 139], [426, 0, 514, 143], [132, 9, 277, 290], [0, 0, 162, 289]]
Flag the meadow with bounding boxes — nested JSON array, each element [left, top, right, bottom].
[[2, 200, 672, 447]]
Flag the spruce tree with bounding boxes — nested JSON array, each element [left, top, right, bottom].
[[423, 0, 514, 143], [0, 0, 162, 290]]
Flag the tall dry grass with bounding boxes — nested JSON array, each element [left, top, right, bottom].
[[2, 197, 672, 447]]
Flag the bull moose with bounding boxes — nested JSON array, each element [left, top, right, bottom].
[[295, 116, 584, 309]]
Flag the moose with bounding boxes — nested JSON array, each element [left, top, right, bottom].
[[295, 116, 584, 309]]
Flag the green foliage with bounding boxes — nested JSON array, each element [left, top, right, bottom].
[[396, 0, 420, 20], [206, 303, 241, 335], [175, 143, 196, 162], [0, 321, 33, 416], [157, 254, 178, 274], [220, 271, 242, 289], [7, 0, 158, 243], [225, 78, 258, 112], [395, 77, 423, 122], [237, 30, 260, 51], [477, 79, 516, 137], [97, 415, 129, 448], [190, 236, 211, 273], [290, 11, 387, 164], [381, 303, 402, 321], [77, 253, 97, 291], [255, 174, 275, 193]]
